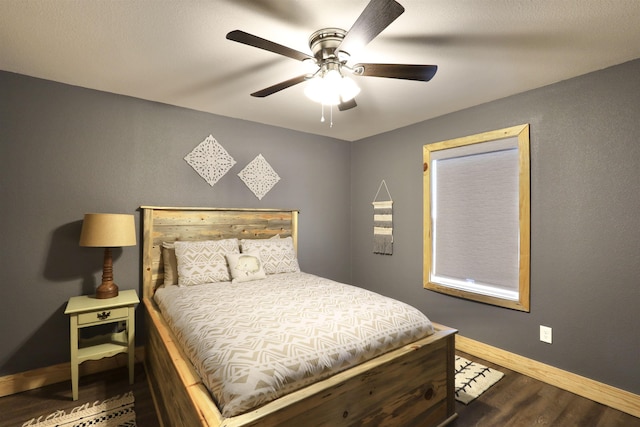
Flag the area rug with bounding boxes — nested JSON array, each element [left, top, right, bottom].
[[22, 391, 135, 427], [455, 356, 504, 404]]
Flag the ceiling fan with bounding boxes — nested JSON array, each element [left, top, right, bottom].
[[226, 0, 438, 112]]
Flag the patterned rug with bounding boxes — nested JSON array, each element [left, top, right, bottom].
[[455, 356, 504, 404], [21, 391, 135, 427]]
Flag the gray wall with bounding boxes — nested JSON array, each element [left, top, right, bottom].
[[0, 71, 351, 376], [2, 58, 639, 397], [350, 59, 640, 394]]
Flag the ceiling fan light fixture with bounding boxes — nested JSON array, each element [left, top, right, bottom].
[[304, 68, 360, 106], [304, 76, 337, 105]]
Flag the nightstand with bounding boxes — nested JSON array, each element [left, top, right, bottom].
[[64, 289, 139, 400]]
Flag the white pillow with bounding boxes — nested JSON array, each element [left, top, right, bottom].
[[240, 236, 300, 274], [226, 252, 267, 283], [174, 239, 239, 286]]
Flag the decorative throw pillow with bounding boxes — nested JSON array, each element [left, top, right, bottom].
[[226, 252, 267, 283], [174, 239, 239, 286], [162, 242, 178, 286], [240, 236, 300, 274]]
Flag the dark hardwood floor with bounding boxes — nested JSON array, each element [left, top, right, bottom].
[[0, 363, 159, 427], [453, 352, 640, 427], [1, 355, 638, 426]]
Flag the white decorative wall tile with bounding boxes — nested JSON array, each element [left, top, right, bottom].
[[184, 135, 236, 186], [238, 154, 281, 200]]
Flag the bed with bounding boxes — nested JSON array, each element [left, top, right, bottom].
[[141, 206, 457, 427]]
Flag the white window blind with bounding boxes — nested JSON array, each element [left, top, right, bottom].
[[430, 136, 520, 300]]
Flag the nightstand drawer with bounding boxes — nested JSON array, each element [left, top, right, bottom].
[[78, 307, 128, 325]]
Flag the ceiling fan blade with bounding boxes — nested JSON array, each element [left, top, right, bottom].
[[226, 30, 313, 62], [338, 0, 405, 56], [338, 98, 357, 111], [250, 75, 308, 97], [353, 63, 438, 81]]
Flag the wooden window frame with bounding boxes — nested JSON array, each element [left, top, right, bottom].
[[423, 124, 531, 312]]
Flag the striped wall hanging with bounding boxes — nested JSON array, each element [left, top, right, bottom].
[[373, 180, 393, 255]]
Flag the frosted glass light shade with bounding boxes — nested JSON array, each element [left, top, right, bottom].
[[304, 72, 360, 106], [338, 75, 361, 101], [79, 213, 136, 247]]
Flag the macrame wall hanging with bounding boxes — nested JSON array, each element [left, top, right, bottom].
[[184, 134, 236, 186], [372, 180, 393, 255]]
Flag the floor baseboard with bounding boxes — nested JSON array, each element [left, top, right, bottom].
[[0, 347, 145, 398], [456, 335, 640, 418]]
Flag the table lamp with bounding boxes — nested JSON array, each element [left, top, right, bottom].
[[79, 213, 136, 299]]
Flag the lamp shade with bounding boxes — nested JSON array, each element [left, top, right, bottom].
[[79, 213, 136, 247]]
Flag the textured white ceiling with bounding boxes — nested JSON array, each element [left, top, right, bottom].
[[2, 0, 640, 141]]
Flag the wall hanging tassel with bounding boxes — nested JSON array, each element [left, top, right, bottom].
[[372, 180, 393, 255]]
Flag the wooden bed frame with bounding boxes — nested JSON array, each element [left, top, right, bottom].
[[141, 206, 458, 427]]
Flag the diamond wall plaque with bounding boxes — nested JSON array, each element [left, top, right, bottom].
[[184, 135, 236, 186], [238, 154, 281, 200]]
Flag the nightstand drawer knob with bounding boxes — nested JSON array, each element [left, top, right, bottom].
[[97, 311, 111, 320]]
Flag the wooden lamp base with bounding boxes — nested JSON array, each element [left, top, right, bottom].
[[96, 247, 119, 299], [96, 281, 119, 299]]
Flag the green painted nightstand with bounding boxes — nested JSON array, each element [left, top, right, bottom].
[[64, 289, 139, 400]]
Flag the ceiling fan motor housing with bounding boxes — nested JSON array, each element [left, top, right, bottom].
[[309, 28, 349, 63]]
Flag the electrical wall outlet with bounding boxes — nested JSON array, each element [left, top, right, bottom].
[[540, 325, 552, 344]]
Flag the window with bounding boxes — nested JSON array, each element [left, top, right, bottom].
[[423, 124, 530, 311]]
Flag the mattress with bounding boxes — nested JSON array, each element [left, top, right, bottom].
[[154, 271, 434, 417]]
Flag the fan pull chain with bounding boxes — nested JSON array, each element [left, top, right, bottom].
[[319, 104, 334, 127], [330, 104, 334, 128]]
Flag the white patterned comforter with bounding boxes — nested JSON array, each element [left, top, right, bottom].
[[154, 272, 434, 417]]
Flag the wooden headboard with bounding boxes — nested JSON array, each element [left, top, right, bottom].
[[141, 206, 299, 299]]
